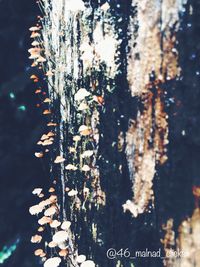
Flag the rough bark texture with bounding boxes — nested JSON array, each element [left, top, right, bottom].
[[28, 1, 190, 267], [1, 0, 200, 267]]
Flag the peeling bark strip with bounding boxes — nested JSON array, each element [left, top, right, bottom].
[[123, 0, 187, 217], [162, 190, 200, 267], [177, 209, 200, 267], [162, 209, 200, 267], [127, 0, 187, 95]]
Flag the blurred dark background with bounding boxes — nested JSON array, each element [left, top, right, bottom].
[[0, 0, 47, 266]]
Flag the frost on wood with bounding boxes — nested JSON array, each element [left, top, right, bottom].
[[123, 0, 187, 217]]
